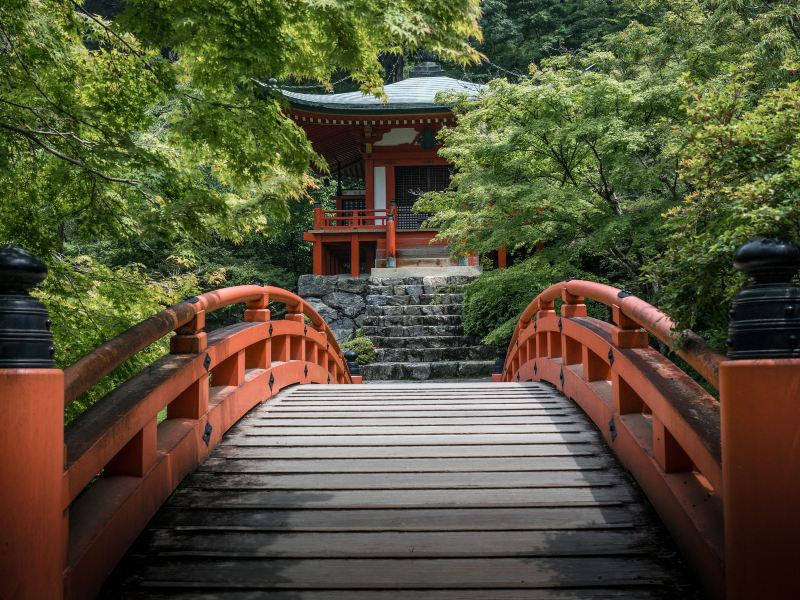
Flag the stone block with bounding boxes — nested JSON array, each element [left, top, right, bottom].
[[337, 276, 368, 294], [305, 297, 339, 324], [366, 294, 389, 306], [422, 275, 448, 288], [330, 316, 355, 342], [323, 291, 366, 318], [298, 274, 337, 297]]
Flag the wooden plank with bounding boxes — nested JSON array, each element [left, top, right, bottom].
[[130, 556, 680, 588], [183, 471, 624, 490], [105, 381, 696, 598], [268, 404, 574, 412], [278, 399, 568, 406], [168, 487, 634, 509], [138, 528, 663, 558], [112, 589, 678, 600], [255, 410, 580, 418], [249, 416, 581, 425], [233, 424, 590, 435], [211, 444, 603, 459], [149, 506, 650, 532], [197, 456, 612, 473], [220, 433, 600, 446]]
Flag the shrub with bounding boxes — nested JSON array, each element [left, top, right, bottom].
[[462, 251, 606, 347], [342, 334, 376, 365]]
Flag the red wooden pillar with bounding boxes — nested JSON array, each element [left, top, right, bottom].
[[719, 239, 800, 600], [386, 211, 397, 261], [498, 245, 507, 269], [350, 235, 360, 277], [312, 239, 323, 275], [0, 246, 65, 600]]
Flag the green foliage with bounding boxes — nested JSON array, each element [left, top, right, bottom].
[[650, 75, 800, 348], [1, 1, 481, 418], [461, 251, 606, 346], [418, 63, 680, 290], [37, 254, 197, 422], [474, 0, 635, 76], [342, 331, 376, 365], [422, 0, 800, 352]]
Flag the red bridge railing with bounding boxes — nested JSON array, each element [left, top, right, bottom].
[[0, 248, 359, 600], [495, 237, 800, 600]]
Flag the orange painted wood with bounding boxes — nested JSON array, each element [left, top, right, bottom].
[[511, 280, 724, 389], [104, 417, 157, 477], [351, 235, 360, 277], [0, 369, 65, 600], [720, 359, 800, 600], [501, 301, 724, 598], [498, 245, 507, 269]]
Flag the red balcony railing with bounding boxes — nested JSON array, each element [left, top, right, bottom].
[[314, 208, 396, 230]]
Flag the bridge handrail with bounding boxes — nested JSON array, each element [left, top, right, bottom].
[[64, 285, 345, 404], [510, 279, 725, 389], [500, 279, 726, 596], [59, 283, 355, 597]]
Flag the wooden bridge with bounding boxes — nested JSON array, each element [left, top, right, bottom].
[[1, 239, 799, 599]]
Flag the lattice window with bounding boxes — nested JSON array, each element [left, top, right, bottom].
[[394, 166, 450, 230], [341, 198, 366, 211]]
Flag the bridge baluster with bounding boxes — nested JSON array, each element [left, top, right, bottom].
[[720, 238, 800, 600], [170, 308, 207, 354], [0, 245, 65, 600]]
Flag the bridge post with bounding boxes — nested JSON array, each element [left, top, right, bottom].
[[0, 245, 65, 600], [720, 238, 800, 600]]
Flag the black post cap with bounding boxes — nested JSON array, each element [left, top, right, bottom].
[[493, 347, 507, 374], [0, 244, 56, 368], [0, 244, 48, 294], [733, 238, 800, 284], [344, 350, 361, 376], [727, 237, 800, 360]]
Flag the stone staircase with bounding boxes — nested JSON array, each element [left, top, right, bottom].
[[359, 275, 495, 380]]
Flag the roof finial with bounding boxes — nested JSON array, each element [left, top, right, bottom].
[[409, 51, 446, 78]]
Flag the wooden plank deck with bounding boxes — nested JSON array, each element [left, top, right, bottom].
[[103, 382, 696, 599]]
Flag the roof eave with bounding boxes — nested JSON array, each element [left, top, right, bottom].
[[285, 98, 454, 115]]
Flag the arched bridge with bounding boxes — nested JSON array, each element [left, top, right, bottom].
[[1, 240, 798, 600]]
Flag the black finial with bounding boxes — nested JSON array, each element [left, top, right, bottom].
[[409, 52, 446, 78], [727, 238, 800, 359], [492, 347, 507, 375], [344, 350, 360, 376], [734, 238, 800, 284], [0, 245, 56, 368], [0, 245, 47, 294]]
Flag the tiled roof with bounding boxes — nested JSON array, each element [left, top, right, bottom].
[[282, 76, 484, 113]]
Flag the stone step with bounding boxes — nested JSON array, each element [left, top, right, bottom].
[[362, 315, 462, 327], [368, 335, 476, 349], [374, 346, 496, 363], [361, 324, 465, 338], [366, 293, 464, 307], [368, 275, 476, 287], [361, 360, 496, 381], [367, 284, 468, 297], [365, 304, 462, 317]]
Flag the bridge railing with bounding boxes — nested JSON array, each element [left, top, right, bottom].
[[495, 238, 800, 600], [0, 247, 359, 600]]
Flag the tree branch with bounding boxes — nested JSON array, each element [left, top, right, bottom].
[[1, 123, 140, 185]]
